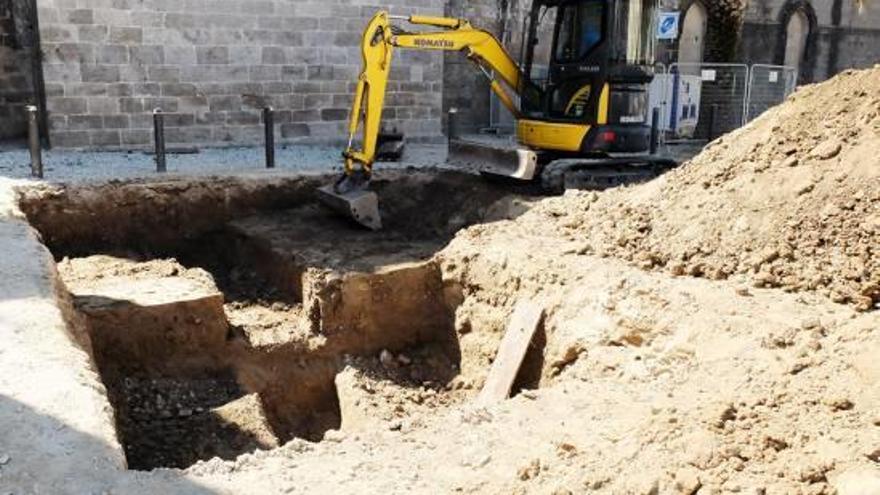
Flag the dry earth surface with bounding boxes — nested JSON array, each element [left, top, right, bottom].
[[524, 67, 880, 311], [0, 67, 878, 495]]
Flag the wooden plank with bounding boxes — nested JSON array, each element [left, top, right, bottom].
[[476, 300, 544, 405]]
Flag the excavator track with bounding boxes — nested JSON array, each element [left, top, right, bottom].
[[539, 157, 678, 194], [451, 139, 678, 193]]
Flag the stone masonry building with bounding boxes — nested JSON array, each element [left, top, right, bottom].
[[34, 0, 445, 149], [0, 0, 878, 149], [0, 0, 38, 140], [738, 0, 880, 83]]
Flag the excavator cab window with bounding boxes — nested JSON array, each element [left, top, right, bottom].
[[522, 0, 609, 121], [612, 0, 656, 65], [521, 0, 657, 126], [519, 3, 555, 118], [554, 1, 605, 62], [523, 4, 558, 88]]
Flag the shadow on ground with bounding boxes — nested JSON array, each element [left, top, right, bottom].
[[0, 394, 220, 494]]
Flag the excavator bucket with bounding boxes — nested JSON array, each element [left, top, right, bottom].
[[316, 184, 382, 231], [483, 148, 539, 181], [447, 139, 539, 182]]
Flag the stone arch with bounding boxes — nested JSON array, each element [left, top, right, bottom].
[[775, 0, 818, 82], [679, 0, 745, 63], [679, 0, 708, 67], [784, 10, 809, 68]]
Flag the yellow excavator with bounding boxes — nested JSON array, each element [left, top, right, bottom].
[[319, 0, 674, 230]]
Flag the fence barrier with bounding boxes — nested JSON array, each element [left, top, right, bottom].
[[745, 64, 798, 123], [648, 62, 668, 144], [664, 63, 750, 142]]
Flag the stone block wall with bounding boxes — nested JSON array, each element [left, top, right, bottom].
[[0, 0, 35, 140], [23, 0, 880, 149], [442, 0, 499, 134], [655, 0, 880, 84], [738, 0, 880, 82], [35, 0, 444, 149], [442, 0, 529, 134], [654, 0, 746, 66]]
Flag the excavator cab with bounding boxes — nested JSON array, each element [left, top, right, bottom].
[[517, 0, 658, 157]]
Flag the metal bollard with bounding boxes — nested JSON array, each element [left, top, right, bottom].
[[153, 108, 166, 173], [650, 107, 660, 155], [447, 108, 460, 141], [707, 104, 719, 141], [26, 105, 43, 178], [263, 107, 275, 169]]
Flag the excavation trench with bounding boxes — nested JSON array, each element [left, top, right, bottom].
[[18, 170, 521, 470]]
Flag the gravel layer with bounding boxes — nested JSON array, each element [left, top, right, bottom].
[[0, 144, 448, 183]]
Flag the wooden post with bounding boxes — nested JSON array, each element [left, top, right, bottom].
[[476, 300, 544, 405]]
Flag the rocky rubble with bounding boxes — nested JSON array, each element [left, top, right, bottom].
[[334, 346, 466, 432], [111, 375, 263, 470]]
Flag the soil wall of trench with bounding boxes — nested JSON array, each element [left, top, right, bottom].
[[14, 170, 552, 470]]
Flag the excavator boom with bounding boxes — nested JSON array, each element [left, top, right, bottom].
[[318, 11, 526, 229]]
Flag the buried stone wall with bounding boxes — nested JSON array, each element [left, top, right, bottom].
[[60, 256, 297, 469]]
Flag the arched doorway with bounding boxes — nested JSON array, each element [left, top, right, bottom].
[[679, 1, 707, 68], [671, 0, 708, 138], [784, 9, 809, 71], [776, 0, 817, 83]]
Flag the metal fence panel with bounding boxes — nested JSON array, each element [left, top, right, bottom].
[[745, 64, 798, 123], [664, 63, 749, 141]]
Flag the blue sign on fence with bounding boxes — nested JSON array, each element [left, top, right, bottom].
[[658, 12, 680, 40]]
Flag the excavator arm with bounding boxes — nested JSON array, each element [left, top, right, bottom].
[[319, 11, 526, 231], [342, 11, 524, 180]]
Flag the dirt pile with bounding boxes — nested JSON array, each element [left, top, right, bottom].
[[525, 66, 880, 310], [422, 69, 880, 492], [9, 137, 879, 492]]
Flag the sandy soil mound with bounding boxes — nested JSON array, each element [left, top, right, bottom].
[[524, 66, 880, 310], [440, 223, 880, 493], [425, 69, 880, 492], [6, 75, 879, 491]]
